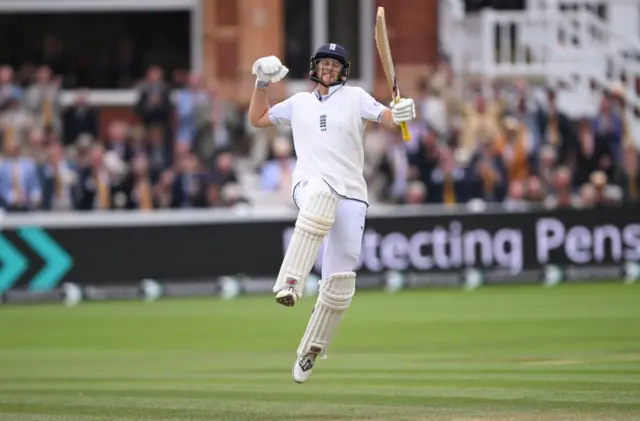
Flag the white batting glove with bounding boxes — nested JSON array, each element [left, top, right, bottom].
[[390, 98, 416, 124], [252, 56, 289, 89]]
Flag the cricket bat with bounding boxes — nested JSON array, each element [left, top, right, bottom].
[[375, 6, 411, 142]]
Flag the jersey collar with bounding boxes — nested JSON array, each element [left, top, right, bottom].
[[314, 84, 343, 102]]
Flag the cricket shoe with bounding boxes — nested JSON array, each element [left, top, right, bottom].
[[292, 352, 317, 383], [275, 287, 300, 307]]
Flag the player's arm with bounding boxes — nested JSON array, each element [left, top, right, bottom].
[[359, 88, 415, 130], [248, 85, 273, 127], [380, 108, 399, 130], [248, 55, 290, 128]]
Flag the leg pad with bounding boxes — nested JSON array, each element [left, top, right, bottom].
[[273, 190, 338, 297], [296, 271, 356, 359]]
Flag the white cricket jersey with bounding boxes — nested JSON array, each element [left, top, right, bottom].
[[268, 84, 386, 204]]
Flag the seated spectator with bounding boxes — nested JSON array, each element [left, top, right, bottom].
[[407, 126, 439, 186], [577, 183, 597, 208], [536, 144, 557, 188], [261, 136, 296, 193], [24, 65, 62, 135], [0, 65, 24, 112], [105, 120, 134, 164], [544, 166, 576, 209], [146, 124, 172, 183], [171, 152, 207, 209], [495, 115, 533, 183], [75, 143, 122, 211], [612, 144, 640, 201], [525, 175, 545, 204], [404, 180, 428, 205], [503, 179, 529, 210], [135, 66, 172, 132], [592, 94, 623, 163], [427, 146, 474, 205], [0, 142, 41, 212], [537, 88, 577, 167], [469, 132, 508, 202], [574, 117, 615, 188], [460, 92, 501, 153], [0, 95, 33, 153], [124, 154, 155, 211], [38, 141, 77, 211], [62, 88, 98, 146]]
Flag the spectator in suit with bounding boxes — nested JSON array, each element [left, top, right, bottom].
[[154, 169, 175, 209], [38, 141, 77, 211], [592, 94, 623, 163], [62, 88, 98, 145], [574, 117, 615, 188], [171, 152, 207, 208], [128, 125, 148, 157], [105, 120, 134, 164], [0, 143, 42, 211], [75, 143, 115, 211], [24, 65, 62, 135], [427, 146, 473, 205], [176, 73, 209, 149], [0, 95, 33, 153], [121, 154, 156, 211], [208, 150, 239, 192], [537, 88, 577, 167], [106, 121, 132, 160], [146, 124, 172, 183], [469, 132, 508, 202], [135, 66, 172, 135], [0, 65, 24, 112], [408, 127, 440, 188], [544, 166, 576, 209], [535, 144, 557, 189]]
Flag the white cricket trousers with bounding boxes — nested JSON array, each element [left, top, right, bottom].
[[293, 176, 367, 280]]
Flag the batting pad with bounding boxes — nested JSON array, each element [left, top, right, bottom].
[[296, 271, 356, 359], [273, 190, 338, 295]]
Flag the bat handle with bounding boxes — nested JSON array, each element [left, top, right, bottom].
[[392, 96, 411, 142], [400, 122, 411, 142]]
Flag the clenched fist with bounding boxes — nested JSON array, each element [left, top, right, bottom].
[[252, 55, 289, 88]]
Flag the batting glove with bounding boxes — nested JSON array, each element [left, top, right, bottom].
[[252, 55, 289, 89], [390, 98, 416, 124]]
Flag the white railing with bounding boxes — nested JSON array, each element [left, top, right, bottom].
[[438, 0, 640, 147]]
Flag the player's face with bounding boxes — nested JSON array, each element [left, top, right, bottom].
[[316, 58, 342, 85]]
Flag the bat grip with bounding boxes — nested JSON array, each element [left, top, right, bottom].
[[400, 122, 411, 142], [392, 96, 412, 142]]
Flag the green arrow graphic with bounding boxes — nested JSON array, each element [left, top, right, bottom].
[[0, 234, 28, 292], [17, 227, 73, 292]]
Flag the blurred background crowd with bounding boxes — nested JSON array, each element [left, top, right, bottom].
[[0, 33, 638, 213]]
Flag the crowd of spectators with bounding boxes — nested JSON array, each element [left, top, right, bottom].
[[0, 62, 249, 212], [364, 57, 640, 209], [0, 52, 638, 213]]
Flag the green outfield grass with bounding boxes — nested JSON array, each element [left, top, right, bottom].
[[0, 282, 639, 421]]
